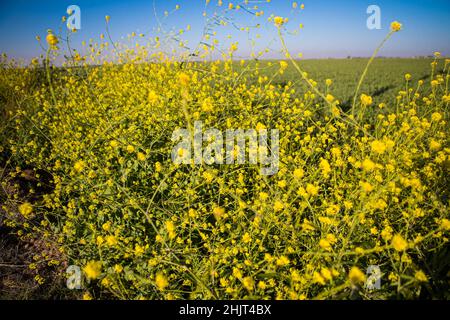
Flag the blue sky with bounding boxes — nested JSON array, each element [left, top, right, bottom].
[[0, 0, 449, 61]]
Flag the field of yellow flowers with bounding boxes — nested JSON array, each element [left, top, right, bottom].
[[0, 5, 449, 300]]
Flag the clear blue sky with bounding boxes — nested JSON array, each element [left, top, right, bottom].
[[0, 0, 449, 61]]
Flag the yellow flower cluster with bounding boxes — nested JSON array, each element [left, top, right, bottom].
[[1, 4, 448, 301], [274, 16, 288, 27]]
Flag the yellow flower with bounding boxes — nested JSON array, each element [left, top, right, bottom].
[[320, 268, 333, 281], [276, 256, 290, 266], [293, 168, 304, 179], [126, 145, 135, 153], [106, 235, 118, 246], [381, 226, 393, 241], [259, 192, 269, 201], [431, 112, 442, 122], [233, 267, 242, 279], [166, 220, 175, 233], [362, 158, 376, 171], [82, 292, 93, 300], [277, 180, 287, 188], [429, 140, 441, 151], [178, 72, 190, 86], [319, 158, 331, 177], [405, 73, 411, 81], [46, 33, 59, 46], [360, 181, 373, 193], [101, 277, 111, 287], [18, 202, 33, 219], [301, 219, 315, 233], [242, 232, 251, 243], [414, 271, 428, 282], [313, 271, 325, 285], [257, 281, 267, 290], [203, 171, 214, 183], [390, 21, 402, 32], [371, 140, 387, 154], [110, 140, 119, 148], [326, 233, 337, 244], [441, 219, 450, 231], [74, 160, 85, 172], [274, 16, 288, 27], [134, 244, 145, 256], [242, 276, 254, 291], [96, 236, 104, 246], [83, 261, 102, 280], [391, 234, 408, 251], [137, 152, 146, 161], [279, 60, 288, 70], [105, 15, 110, 23], [331, 104, 341, 117], [348, 267, 366, 285], [148, 91, 158, 103], [344, 201, 353, 210], [102, 222, 111, 231], [273, 200, 284, 212], [360, 93, 373, 106], [326, 94, 335, 103], [213, 206, 225, 219], [325, 204, 340, 215], [229, 42, 238, 53], [155, 273, 168, 290], [325, 78, 332, 86], [319, 239, 332, 251], [255, 122, 266, 131], [306, 183, 319, 196], [201, 97, 214, 112]]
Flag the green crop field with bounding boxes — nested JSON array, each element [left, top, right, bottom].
[[231, 58, 436, 112]]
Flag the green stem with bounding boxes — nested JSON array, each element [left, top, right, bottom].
[[277, 27, 375, 138], [45, 48, 57, 106], [277, 28, 332, 110], [351, 31, 394, 118], [106, 21, 119, 52]]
